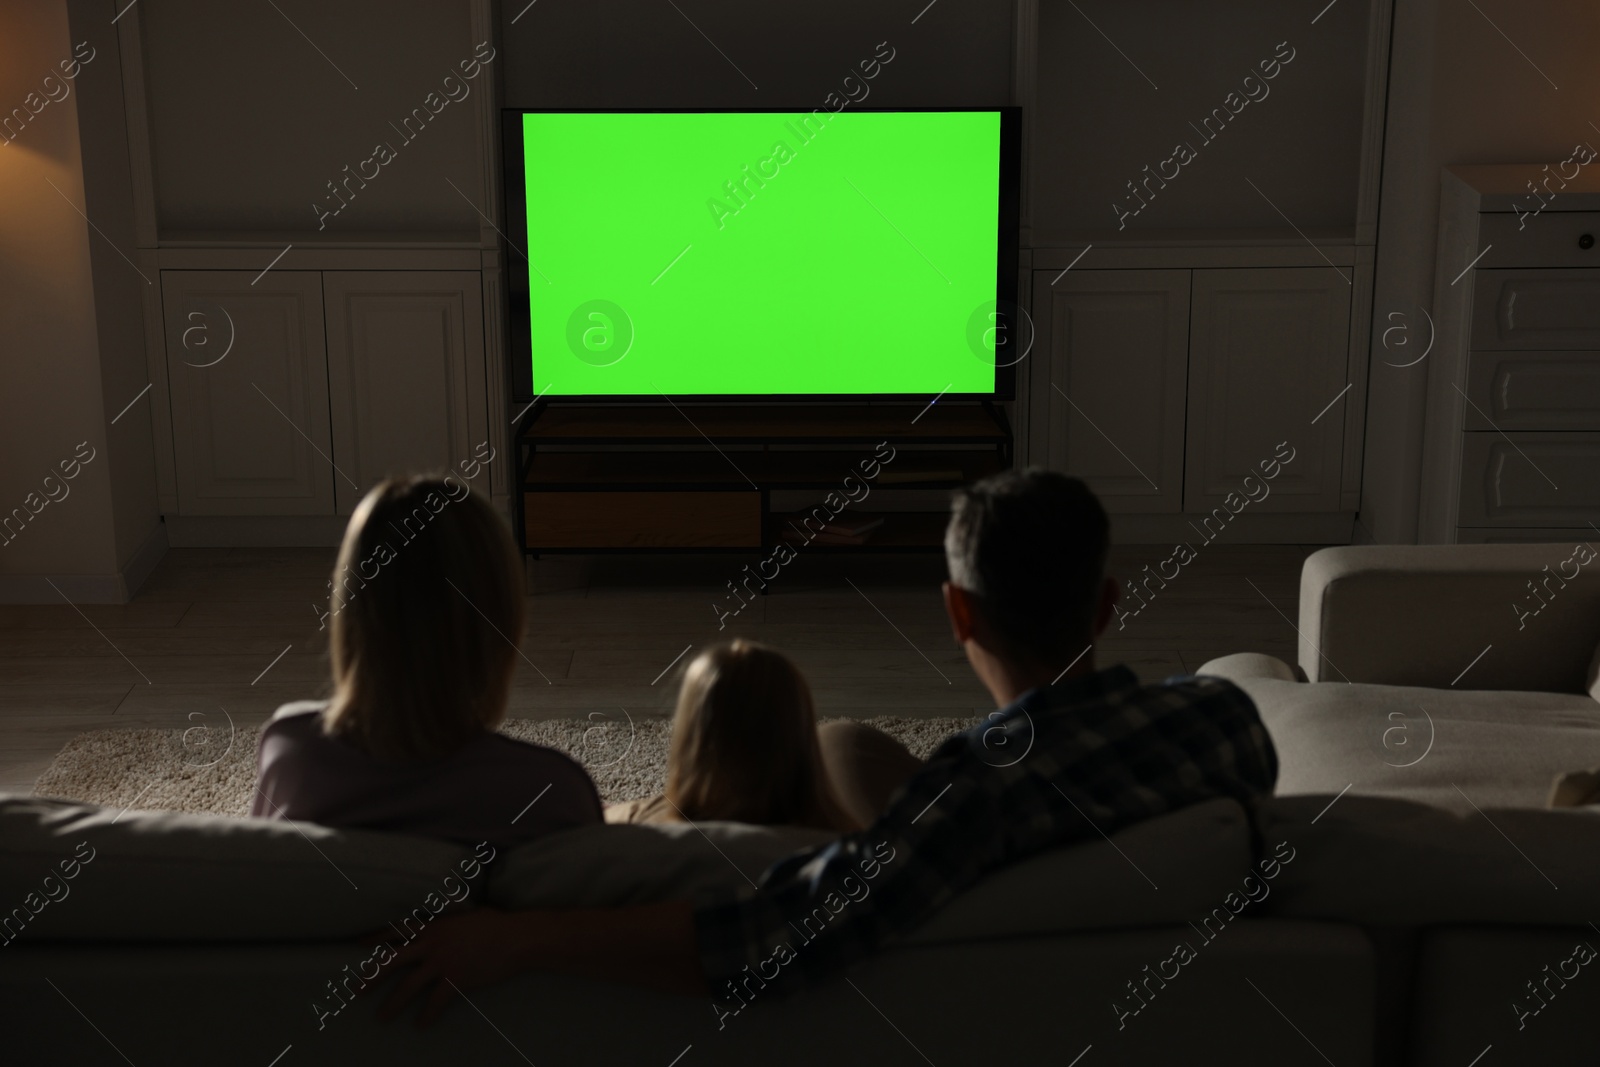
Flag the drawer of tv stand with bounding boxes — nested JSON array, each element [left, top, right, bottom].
[[524, 490, 762, 549]]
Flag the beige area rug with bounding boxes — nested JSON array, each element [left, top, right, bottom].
[[31, 715, 983, 819]]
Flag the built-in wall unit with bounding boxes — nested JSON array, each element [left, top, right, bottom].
[[120, 0, 503, 545], [1018, 0, 1390, 542], [120, 0, 1389, 548], [1420, 166, 1600, 543]]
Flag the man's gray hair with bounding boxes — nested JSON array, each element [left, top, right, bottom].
[[944, 469, 1109, 661]]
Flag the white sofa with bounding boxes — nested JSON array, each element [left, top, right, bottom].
[[4, 544, 1599, 1065], [0, 795, 1374, 1066], [1202, 543, 1600, 1063]]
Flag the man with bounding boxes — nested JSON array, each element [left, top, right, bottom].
[[381, 470, 1278, 1023]]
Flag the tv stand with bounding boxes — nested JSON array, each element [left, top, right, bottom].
[[515, 402, 1012, 554]]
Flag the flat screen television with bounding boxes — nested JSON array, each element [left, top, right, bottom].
[[503, 107, 1020, 403]]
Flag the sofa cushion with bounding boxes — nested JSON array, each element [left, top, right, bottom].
[[902, 798, 1255, 945], [487, 821, 836, 909], [1235, 677, 1600, 811], [1258, 794, 1600, 926], [0, 795, 479, 942]]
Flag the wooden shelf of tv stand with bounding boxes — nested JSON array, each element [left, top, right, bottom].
[[517, 402, 1012, 554], [521, 402, 1010, 445], [523, 450, 1004, 490]]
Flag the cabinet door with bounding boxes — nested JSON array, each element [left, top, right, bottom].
[[161, 271, 334, 516], [1030, 269, 1189, 513], [1186, 269, 1350, 513], [323, 272, 487, 514]]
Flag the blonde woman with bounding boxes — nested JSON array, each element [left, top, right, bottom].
[[252, 476, 601, 846], [612, 640, 860, 832]]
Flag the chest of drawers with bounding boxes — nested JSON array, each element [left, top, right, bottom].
[[1421, 167, 1600, 542]]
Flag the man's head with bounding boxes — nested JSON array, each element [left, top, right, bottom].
[[943, 469, 1116, 702]]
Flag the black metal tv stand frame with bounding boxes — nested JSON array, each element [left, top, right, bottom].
[[513, 401, 1013, 556]]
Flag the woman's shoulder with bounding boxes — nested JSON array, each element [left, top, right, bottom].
[[481, 732, 604, 816], [483, 734, 609, 795], [262, 701, 331, 737], [484, 732, 592, 776]]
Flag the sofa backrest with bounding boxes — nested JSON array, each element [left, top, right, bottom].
[[900, 797, 1254, 945], [1, 792, 1259, 947], [485, 820, 836, 908], [1258, 793, 1600, 926], [1298, 544, 1600, 692], [0, 795, 479, 942], [484, 798, 1258, 944]]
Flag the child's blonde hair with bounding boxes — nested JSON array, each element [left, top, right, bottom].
[[666, 640, 857, 831]]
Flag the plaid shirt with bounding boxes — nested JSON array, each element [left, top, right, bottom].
[[693, 665, 1277, 997]]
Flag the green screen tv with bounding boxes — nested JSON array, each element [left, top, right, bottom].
[[503, 108, 1020, 402]]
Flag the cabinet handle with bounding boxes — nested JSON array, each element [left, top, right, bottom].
[[1580, 233, 1595, 250]]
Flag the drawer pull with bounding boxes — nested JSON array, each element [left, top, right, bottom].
[[1580, 234, 1595, 250]]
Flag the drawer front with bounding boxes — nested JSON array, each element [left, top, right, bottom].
[[1480, 211, 1600, 268], [525, 491, 761, 548], [1464, 350, 1600, 430], [1457, 432, 1600, 526], [1471, 270, 1600, 350]]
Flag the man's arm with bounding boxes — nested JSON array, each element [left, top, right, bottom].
[[692, 745, 1006, 996], [380, 901, 705, 1026], [379, 680, 1276, 1023], [379, 742, 999, 1022]]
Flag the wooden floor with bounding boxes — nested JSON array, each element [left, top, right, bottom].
[[0, 543, 1315, 794]]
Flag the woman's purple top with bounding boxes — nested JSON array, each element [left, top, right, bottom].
[[251, 702, 602, 847]]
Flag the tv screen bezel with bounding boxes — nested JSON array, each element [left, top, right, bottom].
[[502, 106, 1021, 405]]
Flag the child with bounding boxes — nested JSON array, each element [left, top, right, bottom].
[[251, 475, 601, 846], [611, 640, 859, 832]]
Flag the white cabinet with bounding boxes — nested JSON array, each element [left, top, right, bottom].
[[1455, 269, 1600, 528], [1030, 270, 1188, 512], [160, 269, 487, 518], [1422, 172, 1600, 541], [1028, 266, 1352, 519], [161, 271, 335, 516], [1185, 269, 1351, 513], [323, 272, 488, 514]]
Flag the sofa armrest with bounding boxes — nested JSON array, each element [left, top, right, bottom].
[[1193, 652, 1300, 684], [1298, 544, 1600, 691]]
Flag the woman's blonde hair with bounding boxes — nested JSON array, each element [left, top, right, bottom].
[[666, 640, 857, 832], [322, 475, 523, 761]]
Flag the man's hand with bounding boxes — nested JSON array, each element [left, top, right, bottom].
[[378, 908, 535, 1027]]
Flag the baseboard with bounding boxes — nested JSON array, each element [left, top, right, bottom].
[[163, 514, 347, 548], [0, 522, 171, 605], [1110, 511, 1356, 545], [119, 521, 168, 599]]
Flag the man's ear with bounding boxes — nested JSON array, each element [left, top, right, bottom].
[[942, 581, 976, 644], [1091, 577, 1119, 637]]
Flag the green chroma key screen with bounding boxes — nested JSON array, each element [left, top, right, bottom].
[[517, 110, 1004, 397]]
